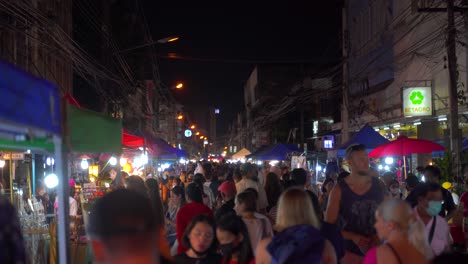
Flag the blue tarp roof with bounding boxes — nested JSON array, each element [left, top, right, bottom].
[[339, 124, 389, 149], [247, 144, 301, 161], [337, 124, 389, 157], [0, 59, 61, 135], [142, 132, 186, 158]]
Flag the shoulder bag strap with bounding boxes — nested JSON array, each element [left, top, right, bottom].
[[385, 242, 403, 264], [428, 216, 437, 244]]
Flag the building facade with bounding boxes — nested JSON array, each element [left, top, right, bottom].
[[342, 0, 468, 150]]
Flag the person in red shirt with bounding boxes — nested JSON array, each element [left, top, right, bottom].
[[176, 183, 214, 254], [217, 213, 255, 264]]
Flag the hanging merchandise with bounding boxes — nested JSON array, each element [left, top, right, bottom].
[[291, 156, 307, 169]]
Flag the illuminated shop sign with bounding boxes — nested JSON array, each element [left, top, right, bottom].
[[402, 87, 432, 117]]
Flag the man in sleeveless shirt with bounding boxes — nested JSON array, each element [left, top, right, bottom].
[[325, 144, 387, 264]]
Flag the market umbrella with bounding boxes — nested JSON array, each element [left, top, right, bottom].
[[369, 136, 445, 178]]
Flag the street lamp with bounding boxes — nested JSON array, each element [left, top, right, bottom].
[[115, 35, 180, 54], [175, 83, 183, 89], [196, 132, 200, 136], [190, 125, 196, 129], [177, 114, 184, 120], [158, 36, 179, 44]]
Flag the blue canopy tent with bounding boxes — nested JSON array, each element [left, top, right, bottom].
[[142, 133, 187, 158], [463, 139, 468, 151], [247, 144, 301, 160], [0, 59, 68, 263], [337, 124, 389, 157]]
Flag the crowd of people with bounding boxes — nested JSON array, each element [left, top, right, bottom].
[[2, 143, 468, 263], [83, 144, 468, 264]]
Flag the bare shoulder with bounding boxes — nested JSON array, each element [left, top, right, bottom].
[[329, 181, 342, 195]]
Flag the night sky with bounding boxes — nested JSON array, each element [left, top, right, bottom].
[[142, 1, 342, 135]]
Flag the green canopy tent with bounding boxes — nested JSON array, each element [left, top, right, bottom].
[[67, 104, 122, 154]]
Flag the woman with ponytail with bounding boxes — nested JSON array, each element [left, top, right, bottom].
[[364, 199, 433, 264]]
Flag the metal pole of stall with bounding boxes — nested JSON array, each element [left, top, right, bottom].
[[27, 161, 32, 199], [9, 152, 13, 202], [32, 153, 36, 197], [54, 135, 70, 264]]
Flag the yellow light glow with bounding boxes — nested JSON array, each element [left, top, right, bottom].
[[89, 165, 99, 177], [176, 83, 183, 89], [122, 163, 133, 173], [190, 125, 196, 129], [177, 115, 183, 120], [167, 37, 179, 42], [196, 132, 200, 136], [200, 136, 204, 139]]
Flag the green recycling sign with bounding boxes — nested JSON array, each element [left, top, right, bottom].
[[403, 87, 432, 117], [409, 91, 424, 105]]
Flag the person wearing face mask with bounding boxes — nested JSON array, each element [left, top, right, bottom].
[[174, 215, 222, 264], [413, 182, 453, 256], [217, 213, 255, 264], [388, 180, 402, 199], [325, 144, 387, 264]]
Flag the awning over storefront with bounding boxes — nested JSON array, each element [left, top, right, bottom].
[[68, 104, 122, 153]]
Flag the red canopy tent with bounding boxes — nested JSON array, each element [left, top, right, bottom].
[[122, 129, 145, 148]]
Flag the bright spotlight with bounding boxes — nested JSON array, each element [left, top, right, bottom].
[[0, 160, 5, 168], [378, 165, 383, 171], [384, 157, 394, 165], [44, 173, 59, 188], [120, 157, 127, 167], [109, 157, 117, 166], [384, 165, 390, 171], [80, 159, 89, 170], [316, 165, 322, 172], [46, 157, 55, 166]]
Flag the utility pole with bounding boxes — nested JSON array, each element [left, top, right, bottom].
[[341, 0, 350, 143], [418, 0, 467, 180], [447, 0, 462, 180]]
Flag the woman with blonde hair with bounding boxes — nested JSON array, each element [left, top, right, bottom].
[[256, 187, 336, 264], [364, 199, 433, 264]]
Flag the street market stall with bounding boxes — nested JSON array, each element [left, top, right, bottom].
[[0, 59, 67, 263]]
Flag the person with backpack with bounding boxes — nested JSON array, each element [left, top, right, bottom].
[[256, 188, 336, 264]]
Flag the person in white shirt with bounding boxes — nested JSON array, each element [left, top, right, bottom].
[[54, 179, 78, 216], [413, 182, 452, 256], [235, 190, 273, 255], [236, 163, 269, 212]]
